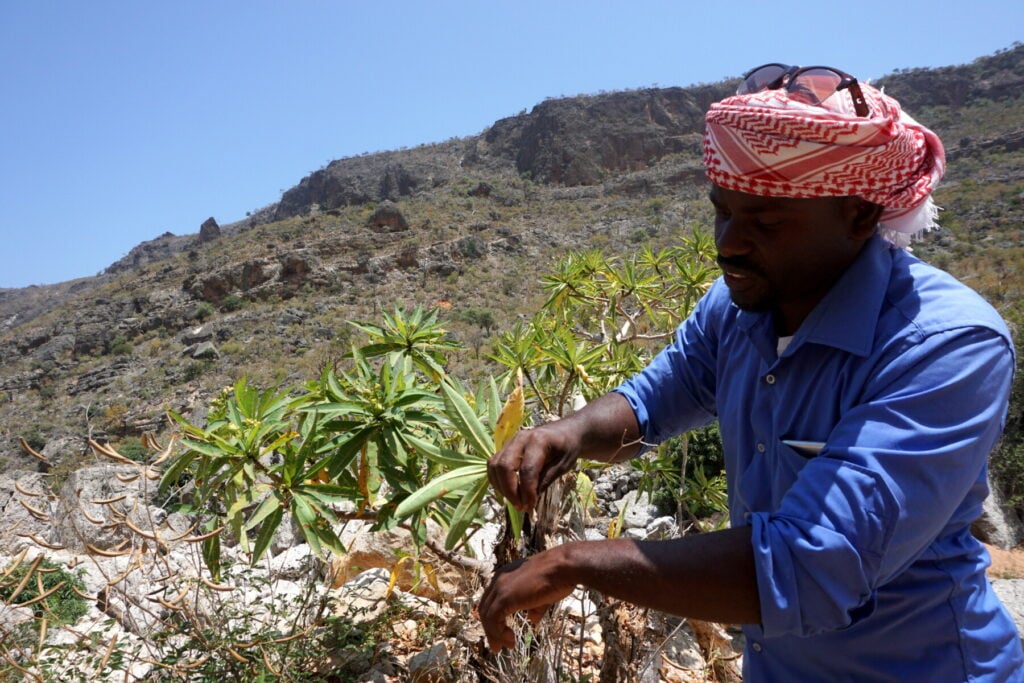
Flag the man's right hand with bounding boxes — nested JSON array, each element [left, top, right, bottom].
[[486, 420, 580, 512], [486, 392, 643, 511]]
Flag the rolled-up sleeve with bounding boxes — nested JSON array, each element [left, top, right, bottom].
[[615, 284, 723, 444], [752, 327, 1014, 638]]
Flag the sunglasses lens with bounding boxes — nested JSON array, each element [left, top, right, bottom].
[[738, 64, 789, 95], [787, 68, 845, 106]]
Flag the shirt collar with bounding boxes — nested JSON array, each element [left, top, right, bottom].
[[736, 234, 893, 358]]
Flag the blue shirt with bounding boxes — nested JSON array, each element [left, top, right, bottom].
[[615, 235, 1024, 681]]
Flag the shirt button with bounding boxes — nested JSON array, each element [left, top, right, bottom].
[[757, 443, 766, 453], [752, 642, 763, 653], [764, 374, 776, 385]]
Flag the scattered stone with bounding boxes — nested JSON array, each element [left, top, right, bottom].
[[367, 201, 409, 232], [199, 217, 221, 243], [268, 543, 320, 581], [615, 490, 660, 530], [467, 182, 492, 198], [181, 325, 214, 344], [331, 567, 392, 624], [54, 464, 161, 552], [189, 341, 219, 360], [646, 515, 679, 540], [407, 641, 450, 683]]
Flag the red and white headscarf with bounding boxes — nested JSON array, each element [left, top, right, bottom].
[[703, 83, 945, 248]]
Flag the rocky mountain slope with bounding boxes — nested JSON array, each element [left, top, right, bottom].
[[1, 44, 1022, 493]]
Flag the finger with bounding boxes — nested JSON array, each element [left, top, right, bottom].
[[487, 625, 515, 653], [517, 440, 554, 511], [479, 596, 516, 652], [537, 458, 568, 495], [487, 441, 525, 510], [527, 606, 548, 625]]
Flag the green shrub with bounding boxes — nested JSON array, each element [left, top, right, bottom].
[[108, 334, 133, 356], [183, 361, 211, 382], [22, 427, 48, 452], [192, 302, 216, 321], [221, 294, 244, 312], [0, 557, 88, 627], [114, 436, 149, 462]]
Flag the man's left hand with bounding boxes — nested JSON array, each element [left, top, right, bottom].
[[477, 547, 577, 652]]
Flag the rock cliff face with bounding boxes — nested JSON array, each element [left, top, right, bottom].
[[271, 84, 734, 223], [263, 45, 1024, 224], [472, 84, 732, 185], [875, 44, 1024, 110], [274, 146, 464, 221]]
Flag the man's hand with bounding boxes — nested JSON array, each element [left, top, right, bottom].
[[487, 421, 580, 512], [477, 546, 577, 652], [478, 531, 762, 652], [487, 392, 643, 511]]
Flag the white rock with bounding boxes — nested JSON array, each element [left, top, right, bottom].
[[614, 490, 660, 529], [0, 471, 57, 550], [646, 515, 679, 539], [560, 587, 599, 622], [992, 579, 1024, 642], [407, 641, 450, 682], [332, 567, 392, 624], [268, 543, 319, 580]]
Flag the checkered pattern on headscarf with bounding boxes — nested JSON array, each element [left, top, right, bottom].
[[703, 83, 945, 248]]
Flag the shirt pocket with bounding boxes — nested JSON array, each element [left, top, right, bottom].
[[738, 440, 820, 512]]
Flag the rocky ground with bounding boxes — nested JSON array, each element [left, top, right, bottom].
[[1, 451, 1022, 682]]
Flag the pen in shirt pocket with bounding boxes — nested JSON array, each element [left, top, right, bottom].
[[781, 440, 826, 456]]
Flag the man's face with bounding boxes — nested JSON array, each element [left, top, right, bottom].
[[709, 185, 874, 335]]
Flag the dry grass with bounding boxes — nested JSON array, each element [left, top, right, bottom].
[[987, 544, 1024, 580]]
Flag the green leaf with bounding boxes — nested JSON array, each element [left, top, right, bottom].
[[444, 476, 490, 550], [294, 483, 355, 506], [325, 369, 347, 401], [487, 377, 502, 430], [202, 534, 221, 582], [250, 506, 284, 565], [404, 433, 483, 468], [292, 493, 346, 556], [440, 380, 494, 457], [245, 493, 284, 531], [507, 502, 524, 539], [393, 465, 487, 520], [292, 494, 323, 555], [325, 426, 376, 479], [299, 401, 368, 417], [310, 521, 346, 555], [180, 437, 238, 458], [259, 430, 299, 458], [158, 451, 196, 495]]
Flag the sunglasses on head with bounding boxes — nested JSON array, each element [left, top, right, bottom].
[[737, 63, 871, 117]]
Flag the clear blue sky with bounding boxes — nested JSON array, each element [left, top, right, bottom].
[[2, 1, 1021, 288]]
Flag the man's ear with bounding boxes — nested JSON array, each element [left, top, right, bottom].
[[848, 198, 885, 241]]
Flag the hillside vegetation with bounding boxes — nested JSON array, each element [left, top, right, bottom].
[[1, 43, 1022, 506]]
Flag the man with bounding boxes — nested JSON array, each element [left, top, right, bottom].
[[479, 65, 1024, 681]]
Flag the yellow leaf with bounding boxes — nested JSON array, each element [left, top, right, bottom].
[[386, 556, 413, 598], [576, 364, 594, 386], [422, 562, 440, 595], [493, 369, 525, 453], [607, 517, 620, 539]]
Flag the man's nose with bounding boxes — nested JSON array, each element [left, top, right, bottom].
[[715, 218, 750, 258]]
